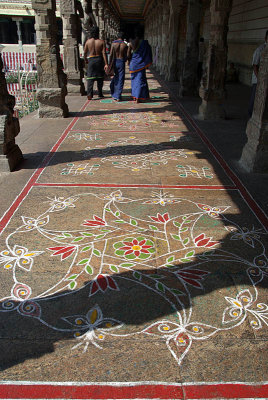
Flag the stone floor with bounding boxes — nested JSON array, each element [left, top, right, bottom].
[[0, 71, 267, 399]]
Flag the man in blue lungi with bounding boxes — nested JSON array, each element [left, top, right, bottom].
[[127, 27, 152, 103], [109, 32, 128, 101]]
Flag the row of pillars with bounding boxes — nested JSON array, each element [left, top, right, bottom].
[[0, 0, 267, 173], [145, 0, 268, 172]]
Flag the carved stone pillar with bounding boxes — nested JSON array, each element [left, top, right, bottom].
[[240, 46, 268, 172], [0, 54, 23, 172], [61, 0, 86, 96], [32, 0, 69, 118], [160, 1, 169, 76], [81, 0, 96, 45], [98, 0, 105, 39], [179, 0, 201, 96], [198, 0, 233, 120], [166, 0, 180, 81]]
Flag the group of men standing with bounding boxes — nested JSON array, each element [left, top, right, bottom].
[[83, 26, 152, 103]]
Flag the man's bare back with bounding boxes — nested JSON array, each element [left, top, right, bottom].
[[111, 41, 128, 59], [84, 38, 108, 66]]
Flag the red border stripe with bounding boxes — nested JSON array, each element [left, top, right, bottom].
[[33, 183, 236, 189], [0, 382, 267, 399], [0, 100, 89, 234]]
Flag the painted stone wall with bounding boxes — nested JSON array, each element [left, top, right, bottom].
[[227, 0, 268, 85]]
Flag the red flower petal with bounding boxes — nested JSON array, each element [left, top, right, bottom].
[[134, 251, 140, 257], [94, 216, 105, 223], [150, 216, 159, 222], [123, 241, 134, 247], [61, 249, 76, 260], [196, 238, 210, 247], [194, 234, 205, 243], [182, 277, 203, 288], [91, 281, 99, 295], [97, 275, 108, 291], [133, 239, 138, 245], [157, 213, 165, 223], [178, 272, 204, 280], [107, 276, 117, 290], [120, 246, 132, 250], [206, 241, 218, 247], [142, 245, 152, 249], [124, 250, 133, 255], [141, 249, 149, 254], [139, 240, 146, 246], [182, 269, 208, 276], [163, 213, 169, 221]]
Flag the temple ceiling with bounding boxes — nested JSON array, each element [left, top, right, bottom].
[[110, 0, 151, 20]]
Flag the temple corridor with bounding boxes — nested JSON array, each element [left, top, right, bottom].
[[0, 71, 267, 398]]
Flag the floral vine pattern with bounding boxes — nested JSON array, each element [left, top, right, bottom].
[[0, 190, 267, 365]]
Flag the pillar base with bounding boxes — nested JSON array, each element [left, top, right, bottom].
[[67, 80, 86, 96], [198, 99, 226, 120], [0, 145, 23, 172], [239, 117, 268, 173], [37, 88, 69, 118]]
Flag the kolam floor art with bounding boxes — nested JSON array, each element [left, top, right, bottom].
[[0, 71, 267, 399]]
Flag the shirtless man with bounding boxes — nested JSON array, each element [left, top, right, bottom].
[[84, 26, 108, 100], [109, 32, 128, 101]]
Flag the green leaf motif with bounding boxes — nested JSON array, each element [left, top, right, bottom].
[[167, 256, 175, 263], [115, 211, 120, 217], [149, 225, 158, 231], [94, 234, 106, 239], [78, 258, 89, 265], [180, 258, 191, 263], [149, 274, 163, 279], [81, 232, 93, 237], [63, 233, 72, 237], [165, 264, 176, 268], [156, 282, 165, 293], [130, 219, 138, 226], [105, 208, 111, 212], [133, 271, 141, 280], [68, 274, 78, 280], [171, 288, 185, 296], [73, 237, 84, 242], [120, 263, 134, 268], [186, 250, 195, 257], [180, 227, 188, 232], [93, 249, 101, 257], [85, 265, 93, 274], [173, 222, 181, 227], [82, 246, 92, 252], [69, 281, 77, 290], [110, 265, 119, 273], [183, 238, 189, 245], [115, 220, 125, 223], [171, 234, 180, 240]]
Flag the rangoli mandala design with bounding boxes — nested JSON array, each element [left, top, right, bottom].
[[0, 190, 267, 365]]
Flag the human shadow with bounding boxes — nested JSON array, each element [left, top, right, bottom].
[[0, 217, 267, 371]]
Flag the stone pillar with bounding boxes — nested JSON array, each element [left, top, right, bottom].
[[179, 0, 201, 96], [198, 0, 233, 120], [81, 0, 96, 45], [239, 46, 268, 172], [166, 0, 180, 81], [160, 1, 169, 76], [0, 54, 23, 172], [14, 18, 23, 52], [61, 0, 86, 96], [98, 0, 105, 39], [32, 0, 69, 118]]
